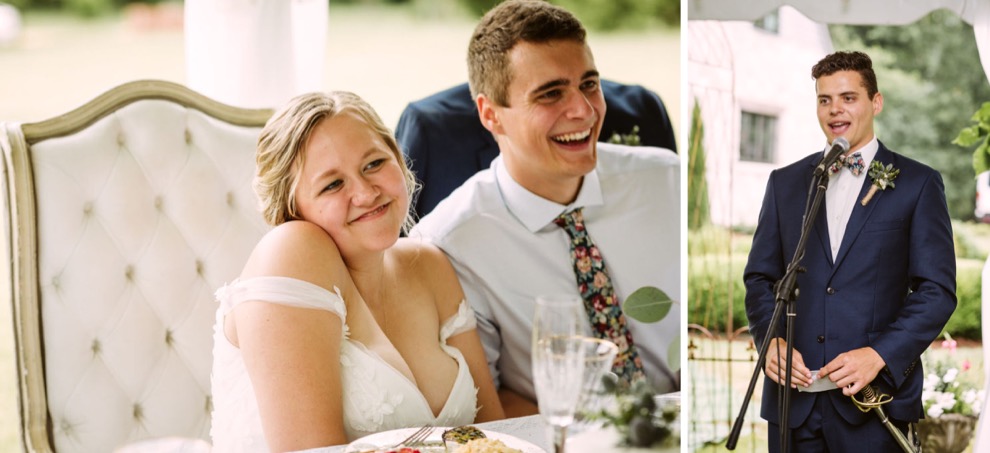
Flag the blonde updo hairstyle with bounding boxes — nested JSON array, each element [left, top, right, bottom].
[[254, 91, 418, 232]]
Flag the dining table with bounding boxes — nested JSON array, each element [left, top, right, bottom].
[[115, 393, 679, 452], [299, 391, 681, 452]]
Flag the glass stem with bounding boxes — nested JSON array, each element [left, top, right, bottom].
[[553, 424, 567, 453]]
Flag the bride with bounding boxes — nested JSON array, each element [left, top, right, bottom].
[[210, 91, 505, 452]]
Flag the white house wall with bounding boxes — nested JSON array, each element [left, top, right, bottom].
[[689, 6, 833, 227]]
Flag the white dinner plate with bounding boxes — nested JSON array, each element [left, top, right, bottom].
[[344, 427, 546, 453]]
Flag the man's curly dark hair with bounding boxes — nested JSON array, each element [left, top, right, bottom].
[[811, 51, 879, 99]]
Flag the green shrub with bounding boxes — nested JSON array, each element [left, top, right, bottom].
[[953, 220, 990, 261], [4, 0, 32, 10], [687, 225, 730, 256], [64, 0, 111, 17], [554, 0, 678, 30], [687, 254, 748, 335], [953, 220, 985, 260], [15, 0, 163, 17], [688, 225, 754, 260], [943, 259, 983, 340], [455, 0, 678, 29], [456, 0, 498, 16]]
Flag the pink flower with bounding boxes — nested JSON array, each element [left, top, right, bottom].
[[963, 359, 972, 372], [942, 339, 958, 355]]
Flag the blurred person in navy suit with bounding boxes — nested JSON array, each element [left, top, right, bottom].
[[744, 50, 956, 452], [396, 81, 676, 219]]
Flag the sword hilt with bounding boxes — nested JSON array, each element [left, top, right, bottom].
[[851, 384, 918, 453], [852, 384, 893, 413]]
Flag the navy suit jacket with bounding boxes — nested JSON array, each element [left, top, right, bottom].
[[744, 142, 956, 428], [394, 81, 677, 219]]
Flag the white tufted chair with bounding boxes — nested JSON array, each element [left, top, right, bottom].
[[1, 80, 273, 452]]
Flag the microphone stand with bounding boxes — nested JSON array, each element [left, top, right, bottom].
[[726, 169, 831, 452]]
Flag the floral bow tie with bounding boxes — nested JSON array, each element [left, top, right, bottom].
[[828, 152, 866, 176]]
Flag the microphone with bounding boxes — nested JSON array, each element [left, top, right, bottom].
[[813, 137, 850, 176]]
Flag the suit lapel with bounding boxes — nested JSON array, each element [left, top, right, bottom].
[[804, 156, 835, 267], [831, 145, 893, 273], [813, 191, 834, 267]]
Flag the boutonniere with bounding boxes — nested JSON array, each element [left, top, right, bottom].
[[861, 161, 900, 206]]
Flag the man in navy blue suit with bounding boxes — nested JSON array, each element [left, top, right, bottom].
[[744, 51, 956, 451], [395, 80, 676, 219]]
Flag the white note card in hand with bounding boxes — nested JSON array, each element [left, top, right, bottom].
[[797, 370, 841, 393]]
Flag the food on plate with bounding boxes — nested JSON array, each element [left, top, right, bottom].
[[352, 447, 432, 453], [349, 426, 532, 453], [452, 438, 523, 453], [442, 426, 487, 452]]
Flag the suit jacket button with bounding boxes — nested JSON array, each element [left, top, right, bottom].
[[817, 335, 825, 343], [826, 287, 835, 295]]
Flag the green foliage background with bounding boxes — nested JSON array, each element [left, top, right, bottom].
[[455, 0, 678, 30]]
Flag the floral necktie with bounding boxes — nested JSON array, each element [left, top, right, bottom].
[[828, 151, 866, 176], [554, 208, 646, 385]]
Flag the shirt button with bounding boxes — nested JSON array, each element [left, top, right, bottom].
[[817, 335, 825, 343], [826, 287, 835, 295]]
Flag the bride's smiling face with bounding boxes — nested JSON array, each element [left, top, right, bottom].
[[294, 112, 409, 255]]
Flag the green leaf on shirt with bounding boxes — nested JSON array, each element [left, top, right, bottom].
[[623, 286, 672, 323]]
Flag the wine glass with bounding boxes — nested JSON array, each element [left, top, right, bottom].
[[532, 295, 588, 453], [571, 338, 619, 435]]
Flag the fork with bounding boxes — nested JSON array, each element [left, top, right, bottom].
[[387, 425, 435, 449]]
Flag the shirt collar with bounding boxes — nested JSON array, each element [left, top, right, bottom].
[[493, 156, 604, 233], [829, 135, 879, 166]]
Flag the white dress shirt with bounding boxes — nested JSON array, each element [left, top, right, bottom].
[[825, 136, 878, 260], [411, 143, 680, 400]]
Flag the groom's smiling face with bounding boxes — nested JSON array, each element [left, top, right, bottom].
[[816, 70, 884, 154]]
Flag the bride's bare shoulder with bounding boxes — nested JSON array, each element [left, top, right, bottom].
[[393, 238, 464, 314], [241, 221, 345, 287], [392, 238, 450, 271]]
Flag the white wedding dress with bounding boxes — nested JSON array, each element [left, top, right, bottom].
[[210, 276, 480, 452]]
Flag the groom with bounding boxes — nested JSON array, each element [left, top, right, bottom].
[[744, 50, 956, 451], [412, 0, 679, 416]]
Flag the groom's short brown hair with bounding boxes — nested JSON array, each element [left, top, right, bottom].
[[467, 0, 587, 107], [812, 51, 879, 99]]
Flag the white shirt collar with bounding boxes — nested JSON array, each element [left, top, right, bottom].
[[829, 135, 879, 166], [492, 156, 604, 232]]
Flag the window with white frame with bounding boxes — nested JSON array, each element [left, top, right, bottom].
[[740, 111, 777, 163]]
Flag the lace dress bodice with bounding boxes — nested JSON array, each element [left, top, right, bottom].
[[210, 277, 479, 452]]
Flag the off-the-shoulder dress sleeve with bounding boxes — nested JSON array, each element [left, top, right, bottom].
[[211, 277, 348, 451], [216, 276, 346, 322], [439, 300, 477, 343]]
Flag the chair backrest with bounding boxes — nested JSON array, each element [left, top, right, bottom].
[[1, 80, 273, 452]]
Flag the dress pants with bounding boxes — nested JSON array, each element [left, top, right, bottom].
[[767, 392, 909, 453]]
